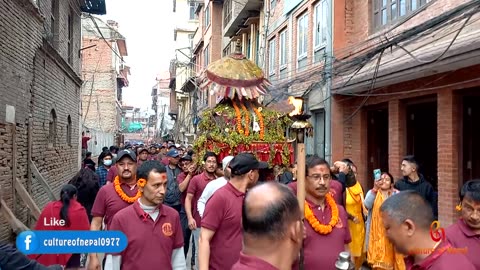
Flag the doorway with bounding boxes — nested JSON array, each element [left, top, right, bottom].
[[463, 96, 480, 182], [367, 107, 389, 190], [406, 101, 438, 190]]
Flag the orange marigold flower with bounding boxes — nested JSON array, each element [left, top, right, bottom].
[[137, 178, 147, 188], [114, 176, 142, 204], [304, 193, 339, 235]]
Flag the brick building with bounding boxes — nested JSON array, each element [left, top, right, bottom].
[[0, 0, 105, 240], [81, 17, 129, 153], [331, 0, 480, 226], [222, 0, 264, 66], [169, 0, 200, 144], [190, 0, 224, 110], [265, 0, 348, 156]]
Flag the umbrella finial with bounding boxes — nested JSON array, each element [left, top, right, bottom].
[[234, 39, 242, 54]]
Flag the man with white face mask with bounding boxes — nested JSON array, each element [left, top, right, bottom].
[[96, 152, 113, 187]]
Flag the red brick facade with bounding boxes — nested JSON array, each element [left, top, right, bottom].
[[266, 0, 349, 86], [333, 65, 480, 226], [332, 0, 480, 226]]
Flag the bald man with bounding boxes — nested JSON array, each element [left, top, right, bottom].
[[381, 190, 475, 269], [232, 182, 304, 270]]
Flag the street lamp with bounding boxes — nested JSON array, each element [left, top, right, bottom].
[[288, 96, 313, 270]]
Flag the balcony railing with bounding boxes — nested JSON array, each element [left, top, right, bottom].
[[223, 0, 261, 37]]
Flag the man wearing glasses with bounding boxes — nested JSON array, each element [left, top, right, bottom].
[[289, 155, 351, 269]]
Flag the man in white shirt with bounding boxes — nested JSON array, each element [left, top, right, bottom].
[[197, 156, 234, 218]]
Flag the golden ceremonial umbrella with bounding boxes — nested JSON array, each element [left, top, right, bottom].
[[198, 41, 272, 100]]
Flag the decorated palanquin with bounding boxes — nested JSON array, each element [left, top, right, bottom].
[[194, 41, 295, 168]]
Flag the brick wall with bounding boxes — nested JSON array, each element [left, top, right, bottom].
[[332, 65, 480, 225], [0, 0, 81, 241], [81, 37, 118, 133], [266, 0, 349, 94], [339, 0, 472, 52], [202, 2, 223, 108]]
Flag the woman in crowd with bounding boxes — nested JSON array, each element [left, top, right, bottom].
[[342, 160, 366, 269], [29, 184, 90, 269], [68, 168, 100, 222], [364, 172, 404, 270], [446, 179, 480, 269]]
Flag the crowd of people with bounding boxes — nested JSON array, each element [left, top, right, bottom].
[[0, 142, 479, 270]]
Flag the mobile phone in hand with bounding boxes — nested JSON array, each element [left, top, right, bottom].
[[373, 169, 382, 181]]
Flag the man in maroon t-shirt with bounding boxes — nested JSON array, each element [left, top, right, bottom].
[[87, 149, 138, 270], [291, 155, 351, 270], [186, 151, 217, 268], [178, 154, 197, 258], [105, 161, 186, 270], [445, 180, 480, 269], [199, 153, 268, 270], [380, 190, 475, 270], [232, 182, 303, 270]]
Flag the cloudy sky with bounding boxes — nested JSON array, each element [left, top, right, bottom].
[[100, 0, 175, 113]]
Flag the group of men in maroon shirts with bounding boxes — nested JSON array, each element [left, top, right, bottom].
[[84, 145, 479, 270]]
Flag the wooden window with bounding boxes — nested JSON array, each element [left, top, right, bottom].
[[297, 13, 308, 59], [373, 0, 427, 29], [50, 0, 59, 46], [223, 0, 232, 26], [204, 44, 210, 67], [268, 39, 276, 76], [204, 4, 211, 29], [67, 9, 74, 65], [189, 2, 198, 20], [279, 30, 287, 68], [49, 109, 57, 147], [67, 115, 72, 146]]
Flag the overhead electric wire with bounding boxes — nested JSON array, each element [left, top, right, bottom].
[[178, 0, 479, 113], [395, 6, 478, 65], [342, 48, 385, 123], [86, 14, 125, 63]]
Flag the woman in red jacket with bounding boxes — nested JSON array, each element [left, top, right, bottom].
[[29, 184, 90, 269]]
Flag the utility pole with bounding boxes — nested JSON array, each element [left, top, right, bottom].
[[160, 104, 166, 139], [147, 113, 151, 141], [324, 0, 334, 164]]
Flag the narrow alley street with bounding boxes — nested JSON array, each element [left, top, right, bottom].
[[1, 0, 480, 269]]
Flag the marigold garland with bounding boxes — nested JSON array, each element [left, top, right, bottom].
[[114, 176, 142, 203], [304, 193, 339, 235], [252, 106, 264, 140], [240, 102, 250, 136], [232, 101, 244, 135], [137, 178, 147, 188]]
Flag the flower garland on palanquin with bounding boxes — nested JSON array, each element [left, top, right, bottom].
[[114, 176, 147, 203], [232, 102, 244, 135], [304, 193, 339, 235]]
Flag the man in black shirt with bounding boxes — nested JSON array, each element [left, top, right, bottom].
[[394, 155, 438, 219], [0, 243, 62, 270]]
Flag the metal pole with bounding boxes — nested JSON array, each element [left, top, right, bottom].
[[324, 0, 334, 164], [296, 130, 306, 270]]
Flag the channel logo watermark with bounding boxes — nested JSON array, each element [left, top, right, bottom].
[[408, 221, 467, 255], [16, 231, 128, 255]]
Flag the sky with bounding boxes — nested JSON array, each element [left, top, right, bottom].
[[100, 0, 175, 113]]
